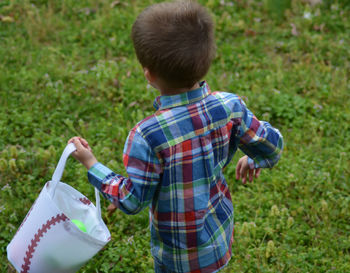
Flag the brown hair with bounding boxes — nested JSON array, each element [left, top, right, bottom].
[[131, 0, 216, 88]]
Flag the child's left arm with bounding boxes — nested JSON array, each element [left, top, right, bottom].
[[236, 97, 284, 171], [235, 155, 261, 184]]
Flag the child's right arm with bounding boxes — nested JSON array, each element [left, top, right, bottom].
[[69, 130, 162, 215]]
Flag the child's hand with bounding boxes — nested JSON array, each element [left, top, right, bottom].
[[235, 155, 261, 184], [68, 137, 98, 170], [107, 203, 117, 216]]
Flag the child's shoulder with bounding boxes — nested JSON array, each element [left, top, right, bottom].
[[212, 90, 240, 101], [128, 112, 166, 146], [211, 90, 246, 111], [128, 90, 247, 148], [131, 113, 158, 134], [132, 91, 244, 129]]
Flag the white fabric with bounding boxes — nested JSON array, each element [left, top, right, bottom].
[[7, 143, 111, 273]]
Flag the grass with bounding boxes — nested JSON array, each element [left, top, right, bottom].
[[1, 0, 349, 272]]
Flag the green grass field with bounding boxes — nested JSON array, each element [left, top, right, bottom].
[[1, 0, 349, 272]]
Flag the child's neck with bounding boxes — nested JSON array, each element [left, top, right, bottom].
[[159, 82, 200, 96]]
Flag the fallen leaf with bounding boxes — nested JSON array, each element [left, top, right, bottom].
[[110, 1, 120, 8], [245, 29, 256, 37], [0, 15, 14, 22], [302, 0, 322, 6], [128, 101, 137, 108], [79, 8, 96, 15]]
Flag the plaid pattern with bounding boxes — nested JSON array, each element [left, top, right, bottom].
[[88, 81, 283, 272]]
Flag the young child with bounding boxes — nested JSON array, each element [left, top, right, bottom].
[[68, 1, 283, 272]]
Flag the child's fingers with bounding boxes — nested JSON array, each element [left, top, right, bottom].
[[241, 167, 248, 184], [68, 137, 78, 144], [78, 137, 93, 152], [72, 137, 85, 151], [249, 169, 254, 182], [79, 137, 90, 148], [69, 137, 91, 152], [78, 137, 88, 145], [235, 159, 242, 180], [107, 203, 117, 214], [255, 168, 261, 178]]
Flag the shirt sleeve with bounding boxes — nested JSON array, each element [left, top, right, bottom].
[[237, 98, 283, 169], [87, 129, 162, 214]]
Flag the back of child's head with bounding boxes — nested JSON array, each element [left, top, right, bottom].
[[131, 0, 216, 89]]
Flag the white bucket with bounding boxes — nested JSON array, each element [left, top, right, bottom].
[[7, 143, 111, 273]]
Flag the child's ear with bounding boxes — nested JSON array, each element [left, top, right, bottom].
[[143, 67, 156, 84]]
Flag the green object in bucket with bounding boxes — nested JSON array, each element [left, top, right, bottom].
[[72, 219, 87, 233]]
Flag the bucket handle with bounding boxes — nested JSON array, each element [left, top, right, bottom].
[[48, 143, 101, 218]]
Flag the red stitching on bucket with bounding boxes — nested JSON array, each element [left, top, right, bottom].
[[79, 198, 92, 205], [21, 213, 68, 273]]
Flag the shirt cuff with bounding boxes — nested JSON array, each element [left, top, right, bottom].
[[87, 162, 113, 190], [247, 157, 258, 169]]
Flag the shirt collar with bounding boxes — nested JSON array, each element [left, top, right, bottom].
[[153, 81, 211, 110]]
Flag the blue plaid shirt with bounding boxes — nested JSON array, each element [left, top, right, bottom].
[[88, 81, 283, 272]]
